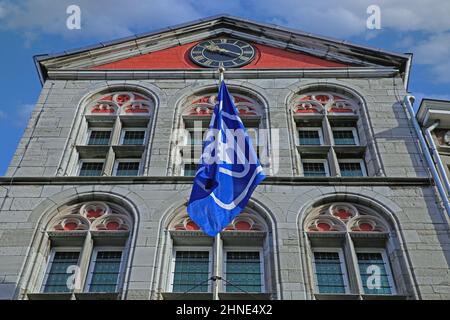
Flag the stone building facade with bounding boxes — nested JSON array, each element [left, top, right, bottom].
[[0, 15, 449, 300]]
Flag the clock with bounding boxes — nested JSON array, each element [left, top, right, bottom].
[[189, 38, 256, 68]]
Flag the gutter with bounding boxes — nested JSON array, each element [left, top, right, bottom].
[[403, 95, 450, 218], [424, 121, 450, 197]]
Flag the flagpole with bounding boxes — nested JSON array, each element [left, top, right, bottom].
[[213, 67, 225, 301]]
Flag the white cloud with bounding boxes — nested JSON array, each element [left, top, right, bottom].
[[414, 33, 450, 83], [0, 110, 6, 119], [0, 0, 202, 40], [15, 104, 34, 127]]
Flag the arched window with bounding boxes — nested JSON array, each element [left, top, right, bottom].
[[171, 89, 269, 177], [161, 206, 274, 299], [290, 90, 369, 177], [68, 90, 154, 177], [28, 201, 132, 300], [304, 202, 405, 299]]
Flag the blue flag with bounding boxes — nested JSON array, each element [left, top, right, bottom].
[[187, 81, 266, 237]]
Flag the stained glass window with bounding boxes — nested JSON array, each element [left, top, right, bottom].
[[357, 252, 393, 295], [88, 251, 122, 293], [43, 251, 80, 293], [314, 251, 347, 294], [225, 251, 262, 293], [172, 251, 210, 293]]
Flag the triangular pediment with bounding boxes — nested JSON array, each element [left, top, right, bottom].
[[90, 40, 349, 70], [35, 15, 410, 79]]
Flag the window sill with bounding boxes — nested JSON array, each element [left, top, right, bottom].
[[219, 292, 271, 300], [161, 292, 213, 300], [27, 293, 73, 300], [297, 145, 330, 156], [74, 292, 120, 300], [314, 293, 360, 300], [361, 294, 407, 300], [27, 292, 121, 300]]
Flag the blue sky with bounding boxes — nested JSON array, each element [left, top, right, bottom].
[[0, 0, 450, 175]]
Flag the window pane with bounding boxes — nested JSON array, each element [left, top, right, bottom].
[[43, 252, 80, 293], [89, 251, 122, 293], [79, 162, 103, 176], [339, 162, 363, 177], [303, 162, 327, 176], [187, 130, 205, 146], [184, 164, 198, 176], [314, 252, 346, 294], [225, 252, 262, 293], [357, 252, 393, 295], [172, 251, 210, 293], [116, 162, 139, 176], [88, 130, 111, 145], [299, 130, 321, 145], [122, 131, 145, 145], [332, 130, 356, 145]]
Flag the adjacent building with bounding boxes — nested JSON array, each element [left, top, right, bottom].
[[0, 15, 449, 300]]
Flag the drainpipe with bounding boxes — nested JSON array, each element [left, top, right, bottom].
[[425, 121, 450, 197], [403, 95, 450, 218]]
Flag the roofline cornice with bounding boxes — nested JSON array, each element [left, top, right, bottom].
[[45, 67, 400, 81]]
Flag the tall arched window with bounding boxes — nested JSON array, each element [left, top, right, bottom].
[[303, 202, 408, 299], [27, 201, 133, 300], [67, 90, 154, 177], [160, 205, 275, 299], [171, 89, 269, 176], [290, 90, 370, 177]]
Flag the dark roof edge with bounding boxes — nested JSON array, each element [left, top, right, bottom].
[[34, 14, 411, 84]]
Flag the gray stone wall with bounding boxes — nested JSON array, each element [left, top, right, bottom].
[[0, 181, 449, 299], [6, 76, 429, 178], [0, 75, 449, 300]]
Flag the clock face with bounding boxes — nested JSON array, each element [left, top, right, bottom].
[[189, 39, 256, 68]]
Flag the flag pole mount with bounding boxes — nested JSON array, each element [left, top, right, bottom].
[[218, 67, 225, 83]]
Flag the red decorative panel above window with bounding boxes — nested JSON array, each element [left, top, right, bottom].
[[184, 94, 260, 117], [50, 201, 132, 233], [88, 92, 152, 116], [305, 202, 389, 233], [170, 212, 267, 233], [293, 92, 358, 115]]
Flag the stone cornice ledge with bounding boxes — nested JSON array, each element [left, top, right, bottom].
[[0, 176, 432, 186], [47, 67, 398, 81]]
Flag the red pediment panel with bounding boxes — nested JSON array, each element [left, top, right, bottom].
[[91, 41, 348, 70]]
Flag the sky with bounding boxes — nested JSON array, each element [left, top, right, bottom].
[[0, 0, 450, 175]]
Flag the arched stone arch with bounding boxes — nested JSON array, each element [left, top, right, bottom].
[[284, 80, 384, 177], [167, 81, 275, 176], [291, 191, 419, 299], [15, 187, 148, 300], [57, 82, 164, 177], [150, 194, 282, 300]]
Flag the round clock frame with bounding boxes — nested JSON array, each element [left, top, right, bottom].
[[189, 38, 256, 68]]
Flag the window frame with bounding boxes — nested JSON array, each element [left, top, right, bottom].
[[119, 127, 147, 146], [170, 247, 213, 293], [222, 247, 265, 294], [183, 128, 207, 146], [338, 159, 367, 177], [77, 159, 105, 177], [298, 127, 324, 146], [181, 162, 199, 177], [311, 247, 350, 295], [302, 159, 330, 177], [84, 246, 126, 294], [86, 127, 112, 146], [113, 158, 142, 176], [331, 127, 359, 146], [40, 247, 81, 293], [354, 248, 396, 295]]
